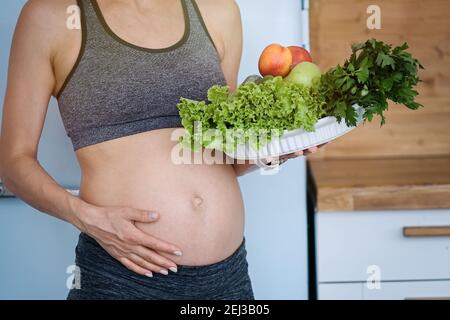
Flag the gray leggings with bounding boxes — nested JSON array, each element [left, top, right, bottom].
[[67, 233, 254, 300]]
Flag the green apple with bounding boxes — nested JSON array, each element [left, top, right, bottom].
[[284, 62, 321, 87]]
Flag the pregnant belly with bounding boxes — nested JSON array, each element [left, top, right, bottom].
[[76, 128, 245, 265]]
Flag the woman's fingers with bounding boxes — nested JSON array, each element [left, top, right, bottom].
[[128, 253, 173, 276], [132, 229, 183, 257], [279, 151, 301, 160], [281, 147, 314, 159], [127, 208, 160, 223], [285, 146, 319, 158], [117, 211, 183, 256], [307, 146, 318, 153], [119, 257, 154, 278], [136, 245, 178, 271], [88, 206, 183, 277], [100, 238, 176, 276]]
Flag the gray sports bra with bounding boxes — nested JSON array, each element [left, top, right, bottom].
[[56, 0, 227, 151]]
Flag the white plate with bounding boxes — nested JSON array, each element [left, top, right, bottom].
[[225, 105, 365, 160]]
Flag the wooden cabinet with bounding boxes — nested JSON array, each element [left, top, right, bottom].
[[309, 0, 450, 160], [309, 157, 450, 212], [309, 0, 450, 300]]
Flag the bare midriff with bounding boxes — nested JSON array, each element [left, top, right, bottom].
[[76, 128, 245, 266]]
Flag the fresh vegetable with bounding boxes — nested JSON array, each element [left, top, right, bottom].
[[284, 62, 321, 87], [177, 76, 325, 152], [177, 39, 423, 151], [319, 38, 424, 126]]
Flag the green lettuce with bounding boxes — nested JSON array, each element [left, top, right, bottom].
[[177, 76, 326, 152]]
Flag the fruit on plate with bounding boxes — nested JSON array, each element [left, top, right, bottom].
[[288, 46, 313, 68], [284, 62, 321, 87], [177, 38, 424, 156], [242, 74, 263, 84], [258, 44, 292, 77]]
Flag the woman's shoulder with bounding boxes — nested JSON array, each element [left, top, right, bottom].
[[194, 0, 242, 65], [17, 0, 81, 58], [195, 0, 241, 29], [18, 0, 78, 40], [195, 0, 240, 10], [21, 0, 77, 23], [194, 0, 242, 46]]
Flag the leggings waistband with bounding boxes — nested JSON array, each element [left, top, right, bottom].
[[69, 233, 254, 300], [77, 232, 248, 277]]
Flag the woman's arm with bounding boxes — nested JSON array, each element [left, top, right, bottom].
[[0, 0, 87, 227], [0, 0, 181, 277]]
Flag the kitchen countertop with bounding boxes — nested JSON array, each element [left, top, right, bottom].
[[308, 156, 450, 212]]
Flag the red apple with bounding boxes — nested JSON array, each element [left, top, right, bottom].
[[258, 44, 293, 77], [288, 46, 313, 68]]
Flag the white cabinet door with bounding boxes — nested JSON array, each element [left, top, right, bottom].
[[363, 280, 450, 300], [320, 280, 450, 300], [319, 283, 363, 300], [317, 209, 450, 282]]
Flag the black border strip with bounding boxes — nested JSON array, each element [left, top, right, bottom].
[[56, 0, 87, 100], [91, 0, 190, 53], [306, 160, 318, 300]]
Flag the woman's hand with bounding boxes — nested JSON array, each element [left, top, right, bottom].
[[263, 143, 327, 166], [281, 143, 325, 160], [235, 144, 328, 175], [77, 205, 182, 277]]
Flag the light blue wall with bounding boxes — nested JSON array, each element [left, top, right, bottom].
[[0, 0, 81, 300], [0, 0, 308, 299]]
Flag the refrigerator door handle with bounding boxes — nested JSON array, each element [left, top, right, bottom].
[[301, 0, 310, 50]]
